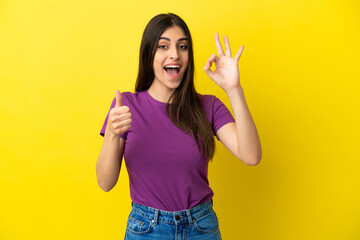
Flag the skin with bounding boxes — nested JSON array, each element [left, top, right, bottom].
[[148, 26, 189, 103], [96, 29, 262, 192], [96, 90, 130, 191], [204, 33, 262, 166]]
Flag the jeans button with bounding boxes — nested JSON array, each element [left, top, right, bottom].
[[175, 215, 181, 221]]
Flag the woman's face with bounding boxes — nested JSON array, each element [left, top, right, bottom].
[[152, 25, 189, 94]]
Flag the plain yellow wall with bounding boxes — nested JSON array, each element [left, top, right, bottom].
[[1, 0, 359, 239]]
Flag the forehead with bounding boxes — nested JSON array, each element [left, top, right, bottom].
[[159, 25, 187, 40]]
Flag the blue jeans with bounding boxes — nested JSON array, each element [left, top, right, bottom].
[[124, 200, 222, 240]]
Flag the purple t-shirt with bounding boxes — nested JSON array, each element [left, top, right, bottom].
[[100, 90, 234, 211]]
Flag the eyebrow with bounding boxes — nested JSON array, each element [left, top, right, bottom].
[[159, 37, 188, 42]]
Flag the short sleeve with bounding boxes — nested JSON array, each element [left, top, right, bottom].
[[211, 96, 235, 134], [100, 97, 128, 139]]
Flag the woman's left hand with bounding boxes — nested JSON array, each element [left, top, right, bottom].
[[203, 33, 244, 93]]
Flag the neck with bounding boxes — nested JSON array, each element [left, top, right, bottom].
[[148, 84, 175, 103]]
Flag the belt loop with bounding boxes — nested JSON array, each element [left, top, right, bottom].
[[153, 209, 159, 225], [186, 210, 193, 225]]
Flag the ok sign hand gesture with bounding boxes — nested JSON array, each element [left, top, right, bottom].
[[203, 33, 244, 94]]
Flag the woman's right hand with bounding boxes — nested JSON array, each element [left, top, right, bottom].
[[107, 90, 132, 136]]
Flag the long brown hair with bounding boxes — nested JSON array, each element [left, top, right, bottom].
[[135, 13, 215, 160]]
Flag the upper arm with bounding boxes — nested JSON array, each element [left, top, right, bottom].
[[216, 122, 241, 160]]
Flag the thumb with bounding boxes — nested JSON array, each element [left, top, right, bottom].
[[115, 90, 123, 107], [203, 54, 217, 79], [203, 62, 215, 80]]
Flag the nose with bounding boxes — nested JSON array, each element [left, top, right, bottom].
[[169, 45, 179, 60]]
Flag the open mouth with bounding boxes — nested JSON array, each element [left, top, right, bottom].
[[164, 65, 180, 77]]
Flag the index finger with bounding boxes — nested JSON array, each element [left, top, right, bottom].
[[214, 32, 225, 56]]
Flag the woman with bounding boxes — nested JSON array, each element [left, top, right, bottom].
[[97, 13, 261, 240]]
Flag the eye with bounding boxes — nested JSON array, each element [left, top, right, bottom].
[[178, 44, 188, 50], [158, 45, 167, 49]]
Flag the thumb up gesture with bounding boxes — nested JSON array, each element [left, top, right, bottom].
[[107, 90, 132, 136]]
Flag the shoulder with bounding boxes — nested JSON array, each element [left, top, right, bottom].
[[121, 91, 143, 101], [198, 93, 217, 104], [110, 91, 146, 107], [198, 93, 223, 109], [197, 93, 234, 132], [196, 93, 222, 119], [197, 92, 233, 120]]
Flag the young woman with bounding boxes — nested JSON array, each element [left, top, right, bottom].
[[97, 13, 261, 240]]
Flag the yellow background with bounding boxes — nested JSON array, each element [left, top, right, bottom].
[[1, 0, 359, 239]]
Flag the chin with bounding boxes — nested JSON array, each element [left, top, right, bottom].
[[167, 82, 182, 91], [166, 76, 184, 89]]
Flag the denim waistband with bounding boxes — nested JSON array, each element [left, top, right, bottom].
[[131, 200, 214, 226]]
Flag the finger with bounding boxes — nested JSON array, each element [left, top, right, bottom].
[[209, 54, 219, 66], [115, 90, 123, 107], [203, 60, 214, 78], [203, 54, 218, 71], [214, 32, 225, 56], [119, 124, 131, 134], [203, 54, 218, 79], [113, 122, 132, 136], [114, 118, 132, 130], [118, 112, 131, 121], [234, 45, 244, 61], [203, 66, 215, 80], [224, 36, 232, 57], [111, 106, 130, 115], [110, 112, 132, 123]]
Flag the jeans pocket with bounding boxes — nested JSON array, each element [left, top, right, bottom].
[[193, 209, 220, 233], [126, 210, 153, 235]]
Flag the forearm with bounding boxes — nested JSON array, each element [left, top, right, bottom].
[[226, 86, 262, 165], [96, 127, 123, 192]]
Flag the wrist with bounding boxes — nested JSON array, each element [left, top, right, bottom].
[[225, 85, 244, 98], [105, 125, 121, 140]]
